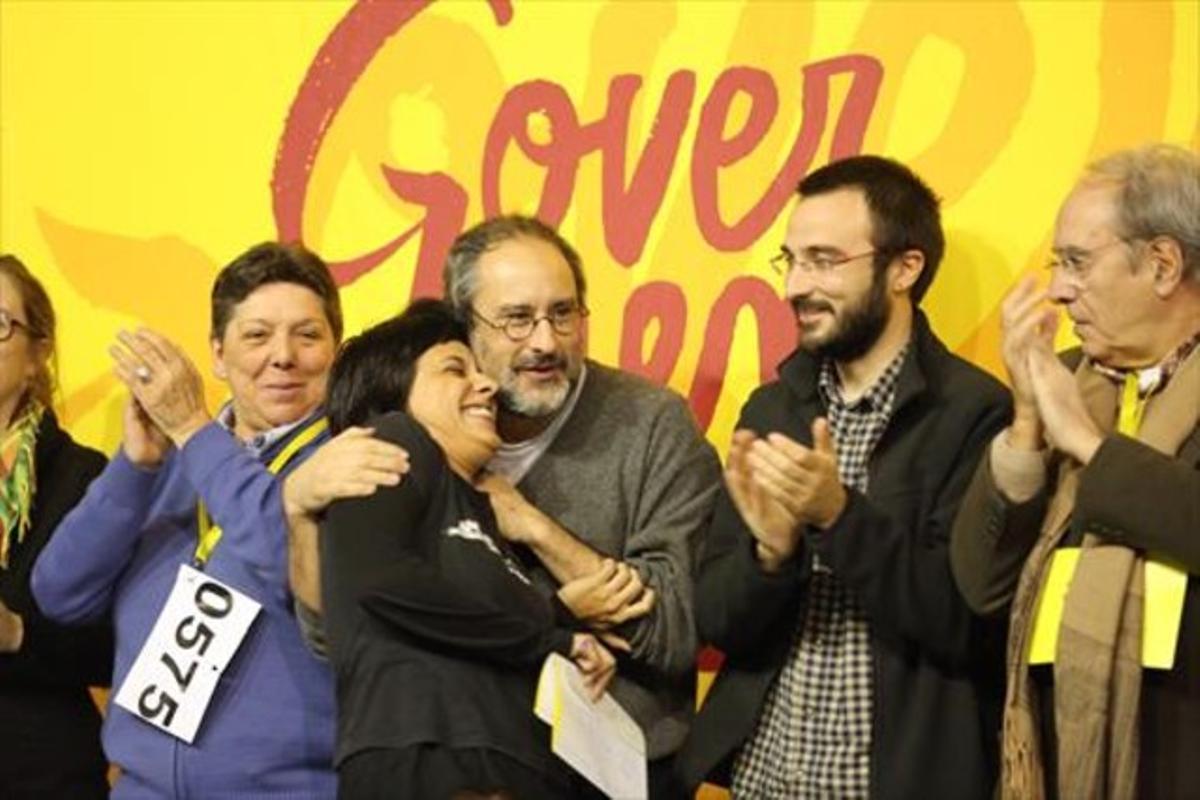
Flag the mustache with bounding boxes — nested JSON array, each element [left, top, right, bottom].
[[513, 353, 567, 371], [789, 297, 833, 316]]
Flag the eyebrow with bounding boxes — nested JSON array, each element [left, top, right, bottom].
[[493, 299, 576, 315], [236, 317, 326, 328]]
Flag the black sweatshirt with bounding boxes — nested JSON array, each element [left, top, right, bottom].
[[320, 412, 575, 779]]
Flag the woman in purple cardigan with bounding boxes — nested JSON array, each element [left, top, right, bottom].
[[33, 243, 348, 799]]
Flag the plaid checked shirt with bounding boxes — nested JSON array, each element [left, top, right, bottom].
[[731, 345, 909, 799]]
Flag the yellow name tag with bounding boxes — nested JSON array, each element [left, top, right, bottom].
[[1027, 548, 1188, 669]]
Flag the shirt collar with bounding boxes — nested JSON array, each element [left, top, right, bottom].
[[1087, 328, 1200, 398], [817, 343, 911, 413], [215, 402, 312, 460]]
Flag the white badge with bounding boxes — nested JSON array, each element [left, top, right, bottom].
[[114, 564, 261, 743]]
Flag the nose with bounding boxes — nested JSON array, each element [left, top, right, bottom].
[[526, 316, 559, 352], [473, 369, 498, 399], [1046, 268, 1077, 306], [784, 265, 816, 300], [269, 332, 297, 368]]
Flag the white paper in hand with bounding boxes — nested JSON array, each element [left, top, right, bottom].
[[535, 653, 648, 800]]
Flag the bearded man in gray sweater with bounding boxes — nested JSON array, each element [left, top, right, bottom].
[[444, 215, 721, 799]]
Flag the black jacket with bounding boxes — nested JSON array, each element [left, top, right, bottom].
[[678, 313, 1011, 799], [0, 411, 110, 799], [321, 413, 575, 793]]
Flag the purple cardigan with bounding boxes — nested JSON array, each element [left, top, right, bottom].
[[33, 418, 335, 799]]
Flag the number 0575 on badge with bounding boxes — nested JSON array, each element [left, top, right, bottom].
[[114, 564, 261, 743]]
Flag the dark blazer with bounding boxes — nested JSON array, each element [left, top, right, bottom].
[[0, 411, 110, 799], [678, 313, 1011, 799], [950, 347, 1200, 798]]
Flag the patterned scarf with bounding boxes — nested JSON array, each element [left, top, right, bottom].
[[1001, 344, 1200, 800], [0, 399, 43, 569]]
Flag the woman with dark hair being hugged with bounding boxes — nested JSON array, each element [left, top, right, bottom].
[[308, 299, 616, 799], [0, 255, 110, 798]]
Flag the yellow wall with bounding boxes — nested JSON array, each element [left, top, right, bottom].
[[2, 0, 1196, 456], [3, 3, 1195, 796]]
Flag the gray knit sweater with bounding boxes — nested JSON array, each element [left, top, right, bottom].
[[516, 360, 721, 759]]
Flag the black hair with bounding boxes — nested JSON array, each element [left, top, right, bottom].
[[325, 298, 468, 433], [798, 155, 944, 303], [210, 242, 343, 342]]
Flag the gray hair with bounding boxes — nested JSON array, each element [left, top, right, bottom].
[[1084, 143, 1200, 281], [442, 215, 587, 311]]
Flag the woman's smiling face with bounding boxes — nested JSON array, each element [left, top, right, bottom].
[[406, 340, 500, 477]]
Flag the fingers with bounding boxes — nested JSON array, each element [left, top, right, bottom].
[[810, 418, 836, 458], [1000, 276, 1045, 329], [556, 560, 616, 613], [603, 561, 639, 598], [597, 631, 632, 653], [577, 559, 618, 591], [317, 428, 410, 479], [110, 346, 144, 390], [571, 635, 616, 701], [606, 586, 655, 625]]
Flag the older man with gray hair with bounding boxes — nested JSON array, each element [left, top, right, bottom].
[[951, 143, 1200, 799]]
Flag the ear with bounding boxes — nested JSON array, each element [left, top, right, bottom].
[[1146, 236, 1185, 299], [210, 336, 228, 381], [25, 339, 50, 382], [889, 250, 926, 295]]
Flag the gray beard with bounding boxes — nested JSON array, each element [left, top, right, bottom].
[[497, 379, 570, 419]]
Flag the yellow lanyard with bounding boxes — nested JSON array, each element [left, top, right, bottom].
[[1116, 372, 1148, 436], [194, 417, 329, 567]]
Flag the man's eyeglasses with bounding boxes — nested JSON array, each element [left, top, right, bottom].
[[0, 310, 38, 343], [769, 247, 879, 277], [1045, 238, 1130, 282], [471, 305, 589, 342]]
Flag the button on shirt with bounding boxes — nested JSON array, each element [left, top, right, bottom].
[[731, 345, 909, 800]]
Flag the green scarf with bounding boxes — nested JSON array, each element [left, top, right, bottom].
[[0, 400, 43, 569]]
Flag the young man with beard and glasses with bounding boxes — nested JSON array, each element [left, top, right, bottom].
[[287, 215, 721, 799], [951, 144, 1200, 800], [676, 155, 1012, 799]]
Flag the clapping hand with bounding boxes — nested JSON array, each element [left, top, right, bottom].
[[110, 328, 210, 452], [727, 419, 847, 571]]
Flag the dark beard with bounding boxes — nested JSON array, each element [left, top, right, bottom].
[[795, 269, 890, 363]]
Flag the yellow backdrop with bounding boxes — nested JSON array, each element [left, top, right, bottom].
[[2, 2, 1197, 796], [2, 0, 1197, 455]]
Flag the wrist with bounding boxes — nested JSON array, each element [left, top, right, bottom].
[[282, 490, 311, 520], [169, 414, 210, 449], [814, 487, 847, 530], [755, 541, 787, 573], [1008, 412, 1044, 451], [1066, 427, 1103, 465], [123, 444, 165, 469], [514, 505, 553, 547]]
